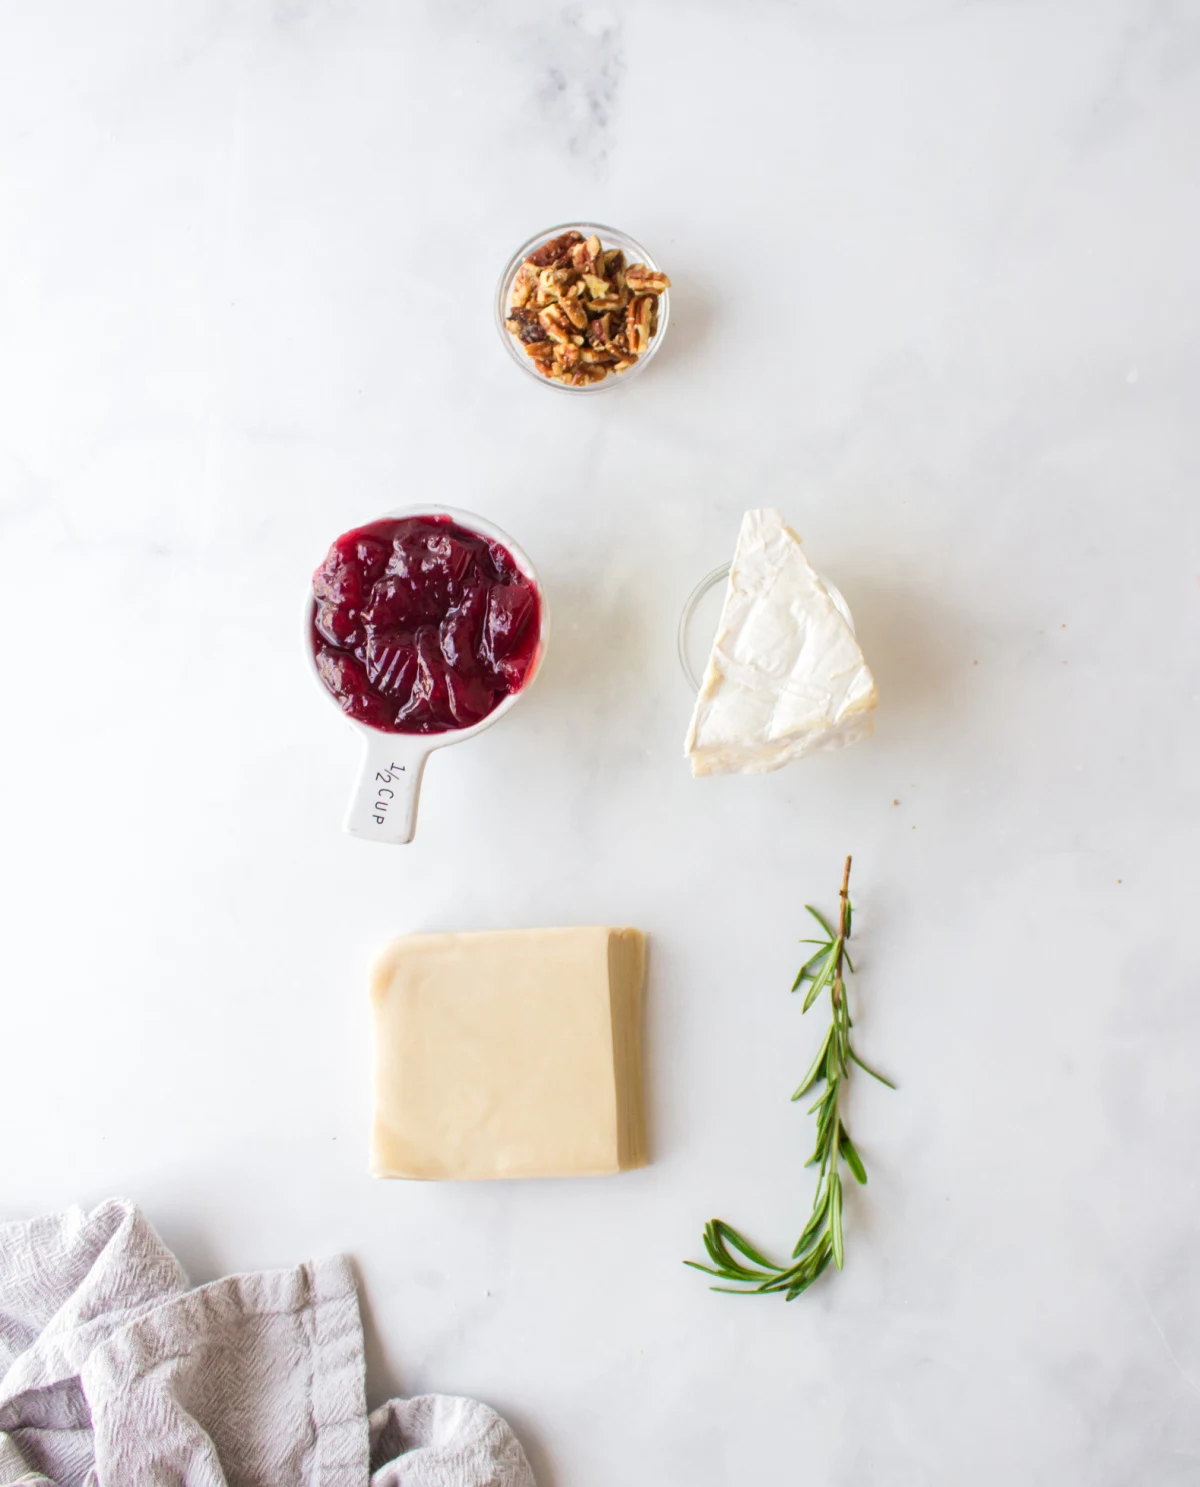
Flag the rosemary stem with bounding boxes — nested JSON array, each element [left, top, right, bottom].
[[830, 857, 851, 1192], [689, 854, 888, 1298], [832, 854, 852, 1011]]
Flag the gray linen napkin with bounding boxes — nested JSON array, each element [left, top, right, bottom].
[[0, 1199, 534, 1487]]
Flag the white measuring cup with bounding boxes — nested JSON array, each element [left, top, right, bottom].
[[303, 504, 549, 844]]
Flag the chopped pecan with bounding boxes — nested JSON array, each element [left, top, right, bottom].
[[506, 307, 547, 345], [509, 263, 537, 309], [562, 364, 608, 386], [538, 303, 575, 344], [524, 340, 554, 363], [625, 263, 672, 295], [525, 230, 585, 268], [569, 234, 603, 274], [559, 294, 589, 331], [537, 267, 575, 303], [626, 295, 654, 356]]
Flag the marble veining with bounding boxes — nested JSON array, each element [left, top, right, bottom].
[[531, 5, 623, 171]]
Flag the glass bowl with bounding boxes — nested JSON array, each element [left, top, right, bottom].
[[495, 222, 671, 393], [678, 564, 856, 692]]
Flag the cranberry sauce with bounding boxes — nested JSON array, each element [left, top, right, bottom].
[[311, 515, 541, 734]]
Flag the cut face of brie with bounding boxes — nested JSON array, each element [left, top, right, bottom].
[[684, 509, 878, 777]]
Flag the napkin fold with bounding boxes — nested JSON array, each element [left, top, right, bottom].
[[0, 1199, 534, 1487]]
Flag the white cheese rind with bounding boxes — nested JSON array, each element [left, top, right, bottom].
[[684, 509, 878, 777]]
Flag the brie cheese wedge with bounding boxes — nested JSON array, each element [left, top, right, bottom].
[[684, 509, 878, 777]]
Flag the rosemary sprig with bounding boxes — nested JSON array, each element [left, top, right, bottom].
[[686, 856, 893, 1300]]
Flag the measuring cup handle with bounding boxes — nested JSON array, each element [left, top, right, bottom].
[[345, 733, 428, 845]]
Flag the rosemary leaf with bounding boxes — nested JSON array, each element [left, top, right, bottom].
[[791, 946, 829, 991], [830, 1173, 845, 1270], [849, 1048, 896, 1088], [787, 1246, 833, 1300], [710, 1221, 777, 1271], [840, 1132, 868, 1186], [791, 1028, 833, 1100], [801, 954, 835, 1012], [793, 1182, 831, 1255]]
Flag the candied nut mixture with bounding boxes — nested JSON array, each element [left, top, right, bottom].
[[504, 230, 670, 386]]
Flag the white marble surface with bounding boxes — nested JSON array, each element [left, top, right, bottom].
[[3, 2, 1200, 1482]]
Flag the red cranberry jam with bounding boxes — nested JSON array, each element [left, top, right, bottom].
[[311, 514, 541, 734]]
